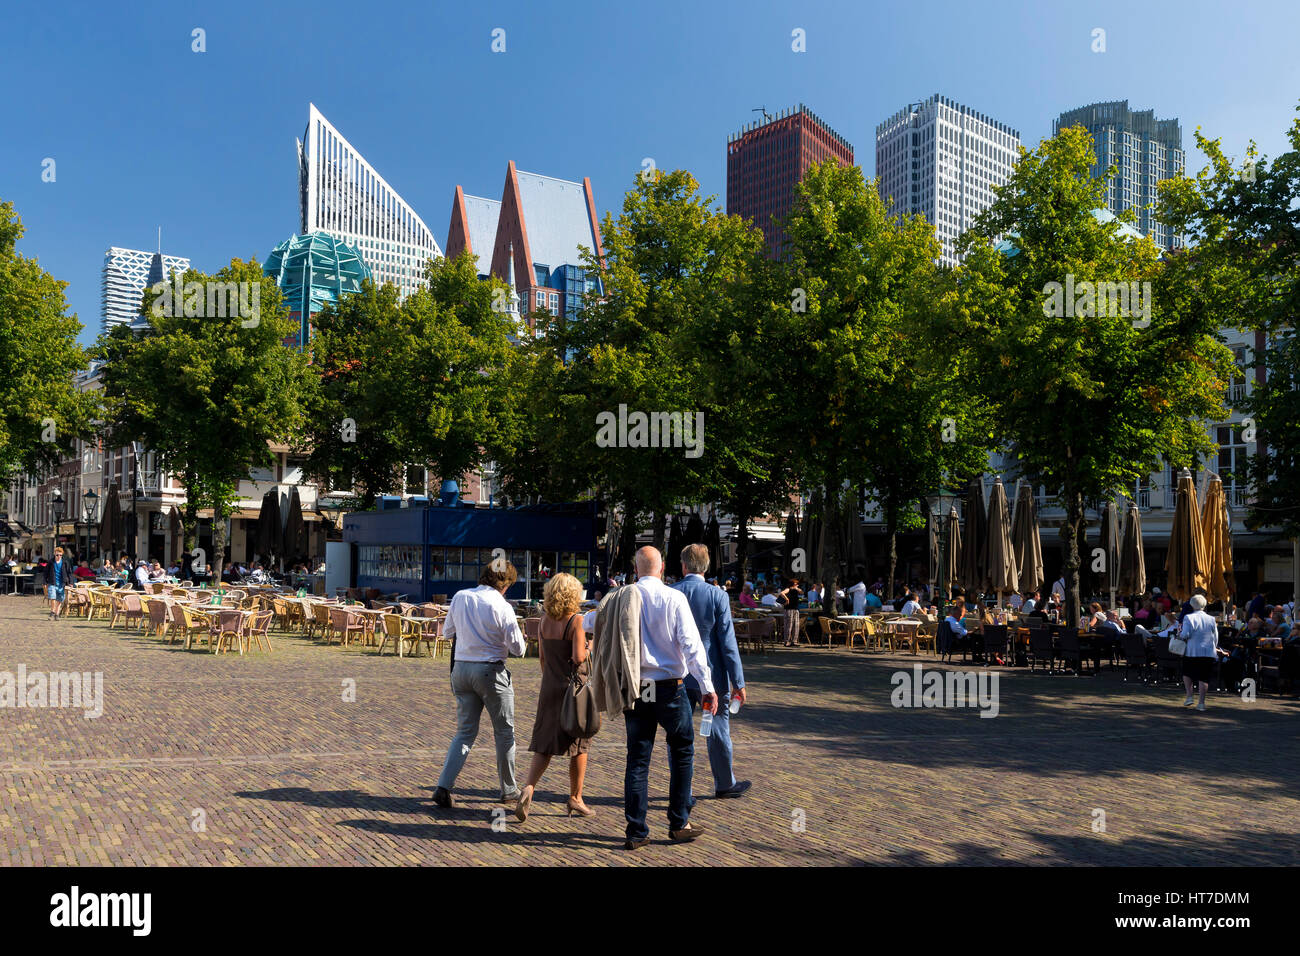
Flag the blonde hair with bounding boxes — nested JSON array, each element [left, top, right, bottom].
[[543, 572, 582, 621]]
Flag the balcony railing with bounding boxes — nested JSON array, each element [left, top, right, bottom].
[[1226, 383, 1249, 405]]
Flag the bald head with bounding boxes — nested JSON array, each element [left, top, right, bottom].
[[634, 546, 663, 579]]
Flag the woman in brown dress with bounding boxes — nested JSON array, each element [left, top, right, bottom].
[[515, 572, 594, 822]]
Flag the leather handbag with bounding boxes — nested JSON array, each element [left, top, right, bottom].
[[560, 615, 601, 739], [1168, 632, 1187, 656]]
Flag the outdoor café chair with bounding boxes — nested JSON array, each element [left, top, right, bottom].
[[1057, 630, 1095, 676], [1120, 632, 1152, 683], [523, 617, 542, 657], [88, 588, 114, 622], [211, 609, 247, 655], [326, 607, 365, 647], [1028, 628, 1056, 674], [178, 605, 213, 651], [1153, 638, 1183, 683], [308, 602, 331, 641], [111, 592, 144, 630], [245, 610, 274, 653], [819, 616, 850, 648], [980, 624, 1010, 664]]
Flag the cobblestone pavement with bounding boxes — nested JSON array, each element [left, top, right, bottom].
[[1, 595, 1296, 865]]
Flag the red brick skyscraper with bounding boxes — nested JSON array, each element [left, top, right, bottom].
[[726, 104, 854, 258]]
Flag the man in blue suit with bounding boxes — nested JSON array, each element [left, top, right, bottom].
[[674, 543, 751, 799]]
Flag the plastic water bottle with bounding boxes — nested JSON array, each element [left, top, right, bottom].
[[699, 710, 713, 737], [729, 697, 741, 715]]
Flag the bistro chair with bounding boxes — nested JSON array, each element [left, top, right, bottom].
[[980, 624, 1010, 665], [111, 592, 144, 630], [245, 610, 274, 653], [1120, 632, 1152, 683], [522, 617, 542, 657], [326, 607, 365, 647], [1057, 630, 1095, 676], [178, 605, 213, 651], [308, 603, 332, 641], [88, 588, 114, 622], [819, 616, 850, 648], [1028, 628, 1057, 674], [211, 609, 247, 655]]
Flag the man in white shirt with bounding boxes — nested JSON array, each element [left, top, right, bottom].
[[623, 547, 716, 850], [760, 588, 779, 607], [433, 560, 528, 809], [847, 578, 867, 616], [1022, 590, 1040, 615], [134, 560, 151, 591], [1051, 576, 1066, 603], [942, 597, 969, 659], [1006, 592, 1024, 612]]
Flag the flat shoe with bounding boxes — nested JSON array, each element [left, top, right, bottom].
[[669, 822, 706, 843], [624, 837, 649, 850]]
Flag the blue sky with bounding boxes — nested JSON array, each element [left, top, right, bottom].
[[3, 0, 1297, 346]]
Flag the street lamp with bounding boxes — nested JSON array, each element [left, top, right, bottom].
[[82, 489, 99, 563], [128, 441, 143, 562], [927, 486, 959, 611], [51, 489, 65, 557]]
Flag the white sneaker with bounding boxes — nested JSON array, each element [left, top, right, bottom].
[[1183, 697, 1195, 707], [1196, 702, 1206, 712]]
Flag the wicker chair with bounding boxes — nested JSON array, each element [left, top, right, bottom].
[[819, 616, 850, 647], [326, 607, 364, 647], [211, 609, 247, 655], [177, 605, 212, 651], [245, 610, 274, 653]]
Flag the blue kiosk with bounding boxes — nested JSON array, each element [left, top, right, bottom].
[[343, 496, 602, 602]]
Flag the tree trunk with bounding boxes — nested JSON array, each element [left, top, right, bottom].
[[211, 504, 227, 586], [652, 510, 665, 554], [736, 511, 750, 587], [821, 480, 842, 615], [886, 516, 898, 601], [1062, 487, 1083, 631]]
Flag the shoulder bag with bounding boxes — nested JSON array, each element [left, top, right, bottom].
[[560, 613, 601, 739]]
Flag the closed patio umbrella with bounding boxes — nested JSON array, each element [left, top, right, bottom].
[[1165, 469, 1209, 601], [1011, 481, 1044, 596], [800, 489, 823, 584], [283, 486, 306, 567], [704, 514, 722, 577], [943, 507, 962, 603], [1200, 475, 1233, 603], [684, 513, 704, 547], [1098, 500, 1121, 609], [1117, 501, 1146, 599], [97, 483, 124, 558], [983, 477, 1018, 606], [958, 477, 987, 598], [666, 514, 683, 569], [256, 488, 282, 564], [844, 495, 868, 581]]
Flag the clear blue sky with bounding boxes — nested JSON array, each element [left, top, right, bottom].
[[3, 0, 1297, 346]]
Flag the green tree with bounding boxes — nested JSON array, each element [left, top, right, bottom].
[[0, 200, 99, 483], [296, 253, 525, 509], [776, 159, 942, 605], [957, 127, 1233, 626], [95, 258, 309, 581], [1158, 104, 1300, 540]]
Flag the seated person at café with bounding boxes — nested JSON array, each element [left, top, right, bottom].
[[1022, 589, 1041, 616], [942, 597, 970, 656], [1265, 608, 1287, 637], [149, 560, 166, 581], [901, 591, 923, 617], [738, 582, 758, 608], [761, 586, 780, 608], [73, 560, 96, 581], [864, 587, 883, 611], [1080, 602, 1106, 631], [1006, 591, 1024, 612], [806, 583, 822, 606]]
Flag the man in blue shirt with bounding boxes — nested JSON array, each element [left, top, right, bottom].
[[675, 544, 749, 800], [46, 546, 72, 620]]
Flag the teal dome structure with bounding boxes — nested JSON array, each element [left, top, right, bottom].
[[994, 208, 1147, 258], [263, 232, 373, 347]]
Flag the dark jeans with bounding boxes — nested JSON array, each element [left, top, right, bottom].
[[624, 680, 694, 840]]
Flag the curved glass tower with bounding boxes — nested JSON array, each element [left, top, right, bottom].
[[263, 232, 373, 348], [297, 104, 441, 299]]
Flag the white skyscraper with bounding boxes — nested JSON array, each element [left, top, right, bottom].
[[297, 103, 441, 299], [101, 247, 190, 334], [876, 94, 1020, 267]]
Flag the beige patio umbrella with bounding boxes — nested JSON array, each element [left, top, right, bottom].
[[1010, 480, 1044, 596], [1165, 469, 1209, 601], [1117, 502, 1146, 599], [1200, 475, 1234, 603], [942, 507, 962, 601], [983, 477, 1019, 606], [958, 477, 987, 598], [1097, 500, 1121, 609]]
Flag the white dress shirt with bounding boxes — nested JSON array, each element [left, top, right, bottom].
[[761, 593, 778, 607], [945, 615, 968, 637], [634, 576, 714, 693], [444, 585, 526, 662], [135, 565, 150, 588], [848, 581, 867, 615], [1023, 598, 1037, 615], [902, 599, 922, 617]]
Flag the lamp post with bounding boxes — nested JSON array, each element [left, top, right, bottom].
[[83, 489, 99, 564], [51, 489, 65, 557], [927, 486, 958, 613], [128, 441, 143, 562]]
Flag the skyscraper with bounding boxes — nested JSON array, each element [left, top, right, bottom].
[[297, 104, 441, 299], [101, 246, 190, 335], [876, 94, 1020, 267], [726, 104, 854, 258], [1053, 101, 1183, 250]]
